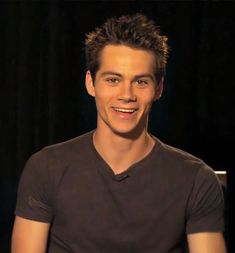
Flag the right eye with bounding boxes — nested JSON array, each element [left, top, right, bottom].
[[105, 78, 120, 85]]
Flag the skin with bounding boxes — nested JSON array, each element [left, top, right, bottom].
[[188, 232, 227, 253], [11, 44, 227, 253], [11, 216, 50, 253]]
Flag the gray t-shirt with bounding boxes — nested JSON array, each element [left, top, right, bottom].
[[15, 131, 225, 252]]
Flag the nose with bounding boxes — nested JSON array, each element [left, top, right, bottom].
[[117, 81, 137, 102]]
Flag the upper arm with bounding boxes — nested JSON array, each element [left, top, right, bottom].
[[186, 166, 225, 234], [187, 232, 227, 253], [11, 216, 50, 253]]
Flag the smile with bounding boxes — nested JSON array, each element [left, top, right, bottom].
[[113, 107, 137, 113]]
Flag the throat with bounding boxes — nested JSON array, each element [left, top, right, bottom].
[[93, 131, 156, 174]]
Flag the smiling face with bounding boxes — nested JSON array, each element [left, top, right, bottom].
[[86, 45, 163, 138]]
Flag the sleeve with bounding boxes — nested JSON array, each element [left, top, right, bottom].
[[15, 151, 54, 223], [186, 164, 225, 234]]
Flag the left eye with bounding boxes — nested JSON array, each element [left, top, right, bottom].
[[135, 80, 148, 86]]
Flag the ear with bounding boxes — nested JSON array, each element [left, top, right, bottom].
[[85, 70, 95, 97], [154, 78, 164, 101]]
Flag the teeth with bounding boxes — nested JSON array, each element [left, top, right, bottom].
[[114, 108, 135, 113]]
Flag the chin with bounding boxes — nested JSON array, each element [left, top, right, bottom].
[[111, 125, 146, 140]]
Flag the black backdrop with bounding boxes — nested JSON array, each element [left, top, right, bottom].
[[1, 1, 235, 252]]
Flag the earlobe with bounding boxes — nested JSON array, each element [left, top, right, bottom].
[[85, 71, 95, 97]]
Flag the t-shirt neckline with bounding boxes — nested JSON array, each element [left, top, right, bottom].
[[89, 130, 161, 178]]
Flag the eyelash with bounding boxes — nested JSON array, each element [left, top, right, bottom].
[[106, 78, 120, 84], [105, 78, 149, 87], [135, 79, 148, 86]]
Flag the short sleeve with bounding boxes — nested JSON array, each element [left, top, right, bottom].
[[15, 151, 54, 223], [186, 164, 225, 234]]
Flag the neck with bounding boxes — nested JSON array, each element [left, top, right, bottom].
[[93, 128, 155, 174]]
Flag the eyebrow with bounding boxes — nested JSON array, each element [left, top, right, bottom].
[[134, 74, 155, 81], [100, 71, 123, 78], [100, 71, 155, 81]]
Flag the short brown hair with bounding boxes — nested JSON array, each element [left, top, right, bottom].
[[85, 14, 169, 82]]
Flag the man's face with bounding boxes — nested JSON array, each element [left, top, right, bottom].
[[86, 45, 163, 137]]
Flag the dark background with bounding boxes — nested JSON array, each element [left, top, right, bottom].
[[1, 1, 235, 252]]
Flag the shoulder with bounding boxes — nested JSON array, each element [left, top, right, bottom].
[[23, 130, 94, 180], [157, 139, 223, 202], [151, 137, 220, 187], [42, 130, 93, 156], [157, 139, 209, 172], [158, 140, 202, 164], [15, 132, 94, 222], [30, 130, 94, 163]]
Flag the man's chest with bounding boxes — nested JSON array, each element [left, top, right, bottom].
[[50, 169, 189, 252]]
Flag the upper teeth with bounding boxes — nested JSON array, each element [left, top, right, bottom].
[[115, 108, 135, 113]]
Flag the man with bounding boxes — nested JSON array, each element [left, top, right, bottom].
[[12, 14, 227, 253]]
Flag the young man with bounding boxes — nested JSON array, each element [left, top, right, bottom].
[[12, 14, 227, 253]]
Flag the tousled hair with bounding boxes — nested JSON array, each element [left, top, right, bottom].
[[85, 14, 169, 82]]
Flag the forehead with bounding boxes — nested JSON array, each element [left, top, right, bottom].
[[98, 45, 156, 74]]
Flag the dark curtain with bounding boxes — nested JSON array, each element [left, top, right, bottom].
[[1, 1, 235, 252]]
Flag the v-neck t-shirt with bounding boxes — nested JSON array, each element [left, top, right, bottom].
[[15, 130, 225, 253]]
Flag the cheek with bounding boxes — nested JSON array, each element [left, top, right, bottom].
[[140, 91, 156, 106], [95, 87, 115, 102], [94, 90, 111, 110]]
